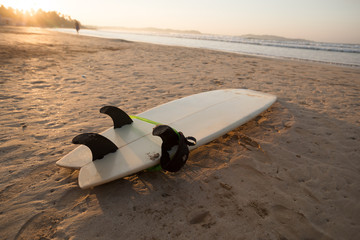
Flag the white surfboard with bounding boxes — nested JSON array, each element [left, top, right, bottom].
[[56, 89, 276, 189]]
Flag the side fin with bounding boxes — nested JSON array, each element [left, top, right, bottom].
[[152, 125, 197, 172], [152, 125, 179, 151], [72, 133, 118, 161], [100, 106, 133, 128]]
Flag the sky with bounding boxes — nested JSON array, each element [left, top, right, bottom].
[[2, 0, 360, 44]]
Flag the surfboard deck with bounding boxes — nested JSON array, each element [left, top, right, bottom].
[[56, 89, 277, 189]]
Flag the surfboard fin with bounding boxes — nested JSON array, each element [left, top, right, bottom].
[[72, 133, 118, 161], [152, 125, 179, 151], [100, 106, 133, 128], [152, 125, 196, 172]]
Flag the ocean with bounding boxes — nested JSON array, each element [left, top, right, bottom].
[[55, 28, 360, 67]]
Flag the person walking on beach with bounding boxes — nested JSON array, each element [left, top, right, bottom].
[[75, 20, 80, 33]]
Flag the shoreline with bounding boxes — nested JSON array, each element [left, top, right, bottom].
[[1, 26, 359, 240], [52, 27, 360, 68]]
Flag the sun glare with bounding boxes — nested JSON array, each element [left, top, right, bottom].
[[3, 0, 54, 12]]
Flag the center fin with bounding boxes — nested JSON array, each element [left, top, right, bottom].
[[100, 106, 133, 128]]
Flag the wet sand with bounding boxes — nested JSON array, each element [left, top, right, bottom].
[[0, 26, 359, 240]]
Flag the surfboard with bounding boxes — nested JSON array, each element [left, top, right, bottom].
[[56, 89, 276, 189]]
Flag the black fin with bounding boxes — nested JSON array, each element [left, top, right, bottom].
[[72, 133, 118, 161], [162, 132, 190, 172], [100, 106, 133, 128], [152, 125, 179, 151], [152, 125, 197, 172]]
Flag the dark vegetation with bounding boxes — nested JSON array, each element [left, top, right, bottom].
[[0, 5, 80, 28]]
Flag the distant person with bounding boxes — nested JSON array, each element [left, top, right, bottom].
[[75, 20, 80, 33]]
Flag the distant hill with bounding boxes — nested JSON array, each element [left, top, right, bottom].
[[100, 26, 201, 35], [98, 28, 312, 42], [241, 34, 312, 42]]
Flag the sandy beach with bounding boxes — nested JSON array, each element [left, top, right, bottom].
[[0, 26, 359, 240]]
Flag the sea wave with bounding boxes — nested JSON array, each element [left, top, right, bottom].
[[53, 28, 360, 67], [155, 33, 360, 54]]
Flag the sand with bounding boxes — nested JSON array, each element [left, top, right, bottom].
[[0, 26, 359, 240]]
